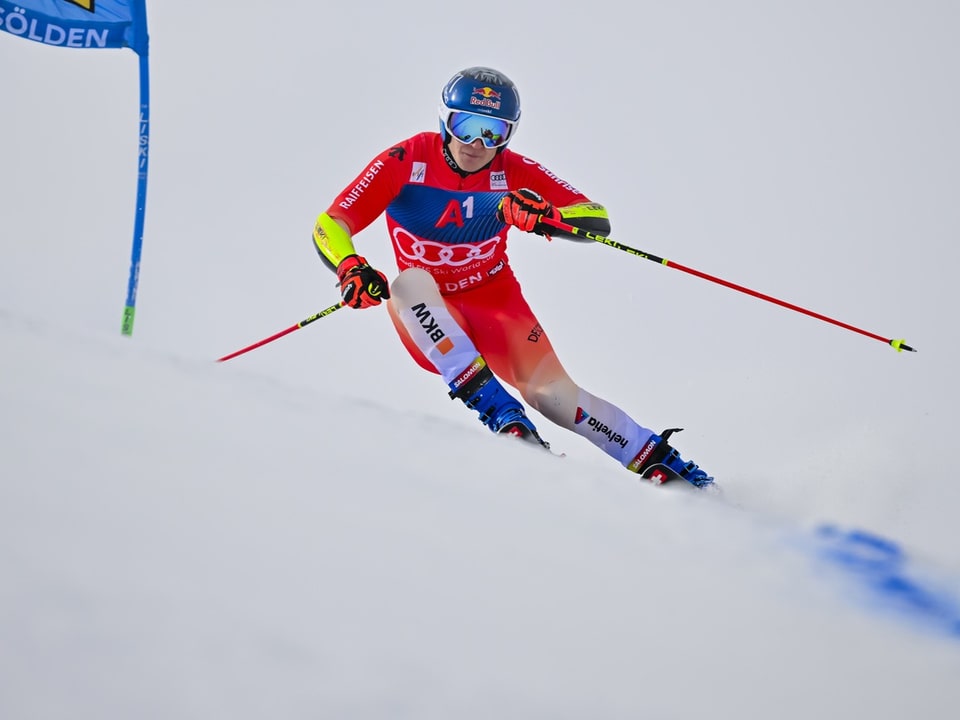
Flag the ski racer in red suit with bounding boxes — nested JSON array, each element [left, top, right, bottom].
[[313, 66, 712, 487]]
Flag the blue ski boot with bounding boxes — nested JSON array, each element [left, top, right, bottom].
[[627, 428, 713, 487], [449, 357, 549, 449]]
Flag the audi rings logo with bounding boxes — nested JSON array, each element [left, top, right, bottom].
[[392, 227, 500, 267]]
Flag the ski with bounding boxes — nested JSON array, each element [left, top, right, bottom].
[[499, 422, 566, 458]]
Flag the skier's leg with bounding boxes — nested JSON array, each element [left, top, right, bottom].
[[387, 268, 544, 441], [455, 271, 711, 482], [387, 268, 477, 383], [522, 349, 710, 483]]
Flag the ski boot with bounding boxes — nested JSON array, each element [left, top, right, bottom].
[[626, 428, 713, 487], [449, 358, 550, 450]]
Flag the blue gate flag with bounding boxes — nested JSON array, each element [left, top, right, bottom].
[[0, 0, 148, 55], [1, 0, 151, 336]]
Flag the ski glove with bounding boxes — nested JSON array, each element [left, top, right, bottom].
[[336, 255, 390, 309], [497, 188, 561, 235]]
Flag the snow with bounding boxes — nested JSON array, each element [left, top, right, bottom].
[[2, 2, 959, 718]]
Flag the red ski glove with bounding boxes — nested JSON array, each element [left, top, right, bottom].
[[336, 255, 390, 309], [497, 188, 561, 235]]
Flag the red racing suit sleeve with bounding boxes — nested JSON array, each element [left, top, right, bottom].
[[312, 137, 417, 270], [500, 150, 611, 236], [325, 138, 416, 235]]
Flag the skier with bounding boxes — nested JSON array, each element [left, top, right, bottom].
[[312, 66, 712, 486]]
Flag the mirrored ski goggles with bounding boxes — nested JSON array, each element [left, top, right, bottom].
[[444, 110, 514, 149]]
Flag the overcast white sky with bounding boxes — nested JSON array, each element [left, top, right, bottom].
[[3, 2, 960, 717]]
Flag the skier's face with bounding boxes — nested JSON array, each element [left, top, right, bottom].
[[448, 138, 497, 173]]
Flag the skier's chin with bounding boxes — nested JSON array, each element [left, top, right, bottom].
[[451, 143, 495, 173]]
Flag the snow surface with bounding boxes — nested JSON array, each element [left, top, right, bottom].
[[3, 2, 960, 718]]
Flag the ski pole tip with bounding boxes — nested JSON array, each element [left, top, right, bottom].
[[889, 339, 916, 353]]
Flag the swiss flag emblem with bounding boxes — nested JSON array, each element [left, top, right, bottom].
[[649, 469, 669, 485]]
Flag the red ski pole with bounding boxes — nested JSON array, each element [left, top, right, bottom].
[[217, 302, 345, 363], [539, 216, 915, 353]]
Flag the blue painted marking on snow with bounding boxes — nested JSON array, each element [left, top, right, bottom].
[[814, 525, 960, 639]]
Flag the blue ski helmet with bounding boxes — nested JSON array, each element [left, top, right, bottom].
[[439, 67, 521, 149]]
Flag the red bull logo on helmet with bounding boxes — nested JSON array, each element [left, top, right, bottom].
[[470, 86, 502, 111]]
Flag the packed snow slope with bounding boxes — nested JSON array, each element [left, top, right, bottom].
[[2, 308, 960, 719], [3, 1, 959, 718]]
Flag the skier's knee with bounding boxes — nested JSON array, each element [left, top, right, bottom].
[[390, 267, 439, 304]]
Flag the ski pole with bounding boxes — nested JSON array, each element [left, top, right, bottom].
[[539, 216, 915, 353], [216, 302, 345, 363]]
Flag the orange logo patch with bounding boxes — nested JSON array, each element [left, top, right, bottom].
[[437, 337, 454, 355]]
